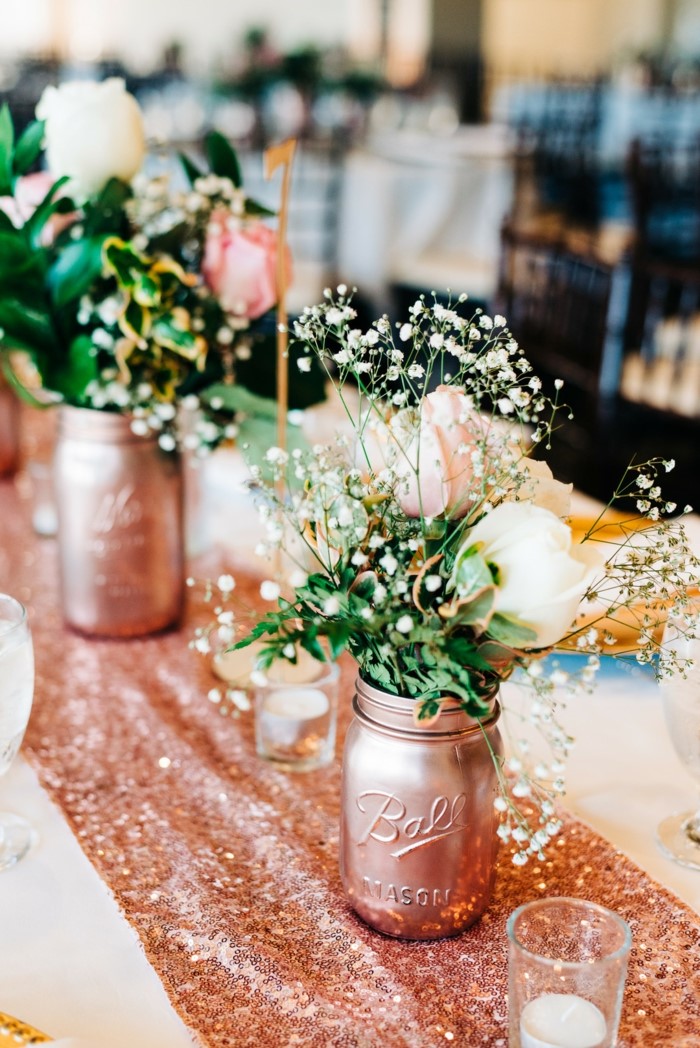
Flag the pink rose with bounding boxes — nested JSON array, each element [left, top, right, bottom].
[[202, 211, 289, 320], [0, 172, 75, 244], [392, 385, 486, 519]]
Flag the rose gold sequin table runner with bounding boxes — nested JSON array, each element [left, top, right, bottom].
[[2, 475, 700, 1048]]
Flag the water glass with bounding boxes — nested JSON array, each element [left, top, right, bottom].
[[656, 614, 700, 870], [0, 593, 36, 870], [254, 662, 339, 771], [27, 460, 58, 537], [507, 897, 631, 1048]]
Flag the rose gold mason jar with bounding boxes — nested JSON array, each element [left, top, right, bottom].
[[0, 378, 20, 477], [340, 676, 503, 940], [54, 406, 184, 637]]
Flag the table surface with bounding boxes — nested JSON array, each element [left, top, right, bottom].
[[1, 473, 699, 1046]]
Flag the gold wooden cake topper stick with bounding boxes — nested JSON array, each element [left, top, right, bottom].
[[263, 139, 297, 457]]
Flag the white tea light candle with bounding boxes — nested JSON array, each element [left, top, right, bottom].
[[520, 994, 606, 1048], [254, 664, 339, 771], [260, 687, 329, 749]]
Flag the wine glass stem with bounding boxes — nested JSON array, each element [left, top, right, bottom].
[[686, 801, 700, 846]]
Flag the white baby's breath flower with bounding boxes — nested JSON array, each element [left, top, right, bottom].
[[396, 614, 413, 634], [260, 580, 281, 601], [399, 323, 413, 342], [379, 552, 398, 576]]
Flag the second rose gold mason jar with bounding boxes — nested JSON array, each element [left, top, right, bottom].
[[340, 676, 503, 940], [54, 406, 184, 637], [0, 378, 20, 477]]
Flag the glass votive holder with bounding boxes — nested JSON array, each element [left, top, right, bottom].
[[27, 460, 58, 537], [254, 661, 339, 771], [507, 897, 632, 1048]]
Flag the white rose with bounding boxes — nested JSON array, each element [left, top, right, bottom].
[[36, 78, 146, 198], [459, 501, 603, 648]]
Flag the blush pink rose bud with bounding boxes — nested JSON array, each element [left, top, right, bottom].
[[391, 385, 486, 519], [202, 211, 289, 320]]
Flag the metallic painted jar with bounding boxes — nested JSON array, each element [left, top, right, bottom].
[[54, 406, 184, 637], [0, 378, 20, 477], [340, 676, 503, 940]]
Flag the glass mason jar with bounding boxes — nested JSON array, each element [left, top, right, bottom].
[[0, 377, 20, 477], [54, 406, 184, 637], [340, 676, 503, 940]]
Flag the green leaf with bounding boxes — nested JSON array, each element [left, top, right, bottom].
[[48, 235, 108, 307], [0, 104, 14, 194], [236, 410, 308, 483], [202, 382, 278, 418], [0, 209, 15, 233], [204, 131, 242, 187], [25, 175, 71, 247], [0, 298, 56, 355], [452, 545, 494, 597], [440, 587, 495, 630], [0, 231, 38, 276], [245, 197, 276, 219], [179, 151, 204, 186], [487, 613, 538, 649], [299, 632, 327, 663], [82, 178, 131, 236], [151, 316, 202, 359], [12, 119, 44, 176], [103, 237, 142, 288], [43, 334, 98, 401]]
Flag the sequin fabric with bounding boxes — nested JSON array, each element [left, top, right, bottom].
[[2, 473, 700, 1048]]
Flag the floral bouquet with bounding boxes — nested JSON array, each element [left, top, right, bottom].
[[195, 286, 699, 864], [0, 77, 323, 448]]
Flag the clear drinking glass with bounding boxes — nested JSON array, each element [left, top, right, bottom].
[[507, 897, 631, 1048], [656, 615, 700, 870], [0, 593, 36, 870], [254, 662, 339, 771]]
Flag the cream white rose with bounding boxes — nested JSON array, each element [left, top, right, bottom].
[[459, 501, 604, 648], [36, 78, 146, 198]]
